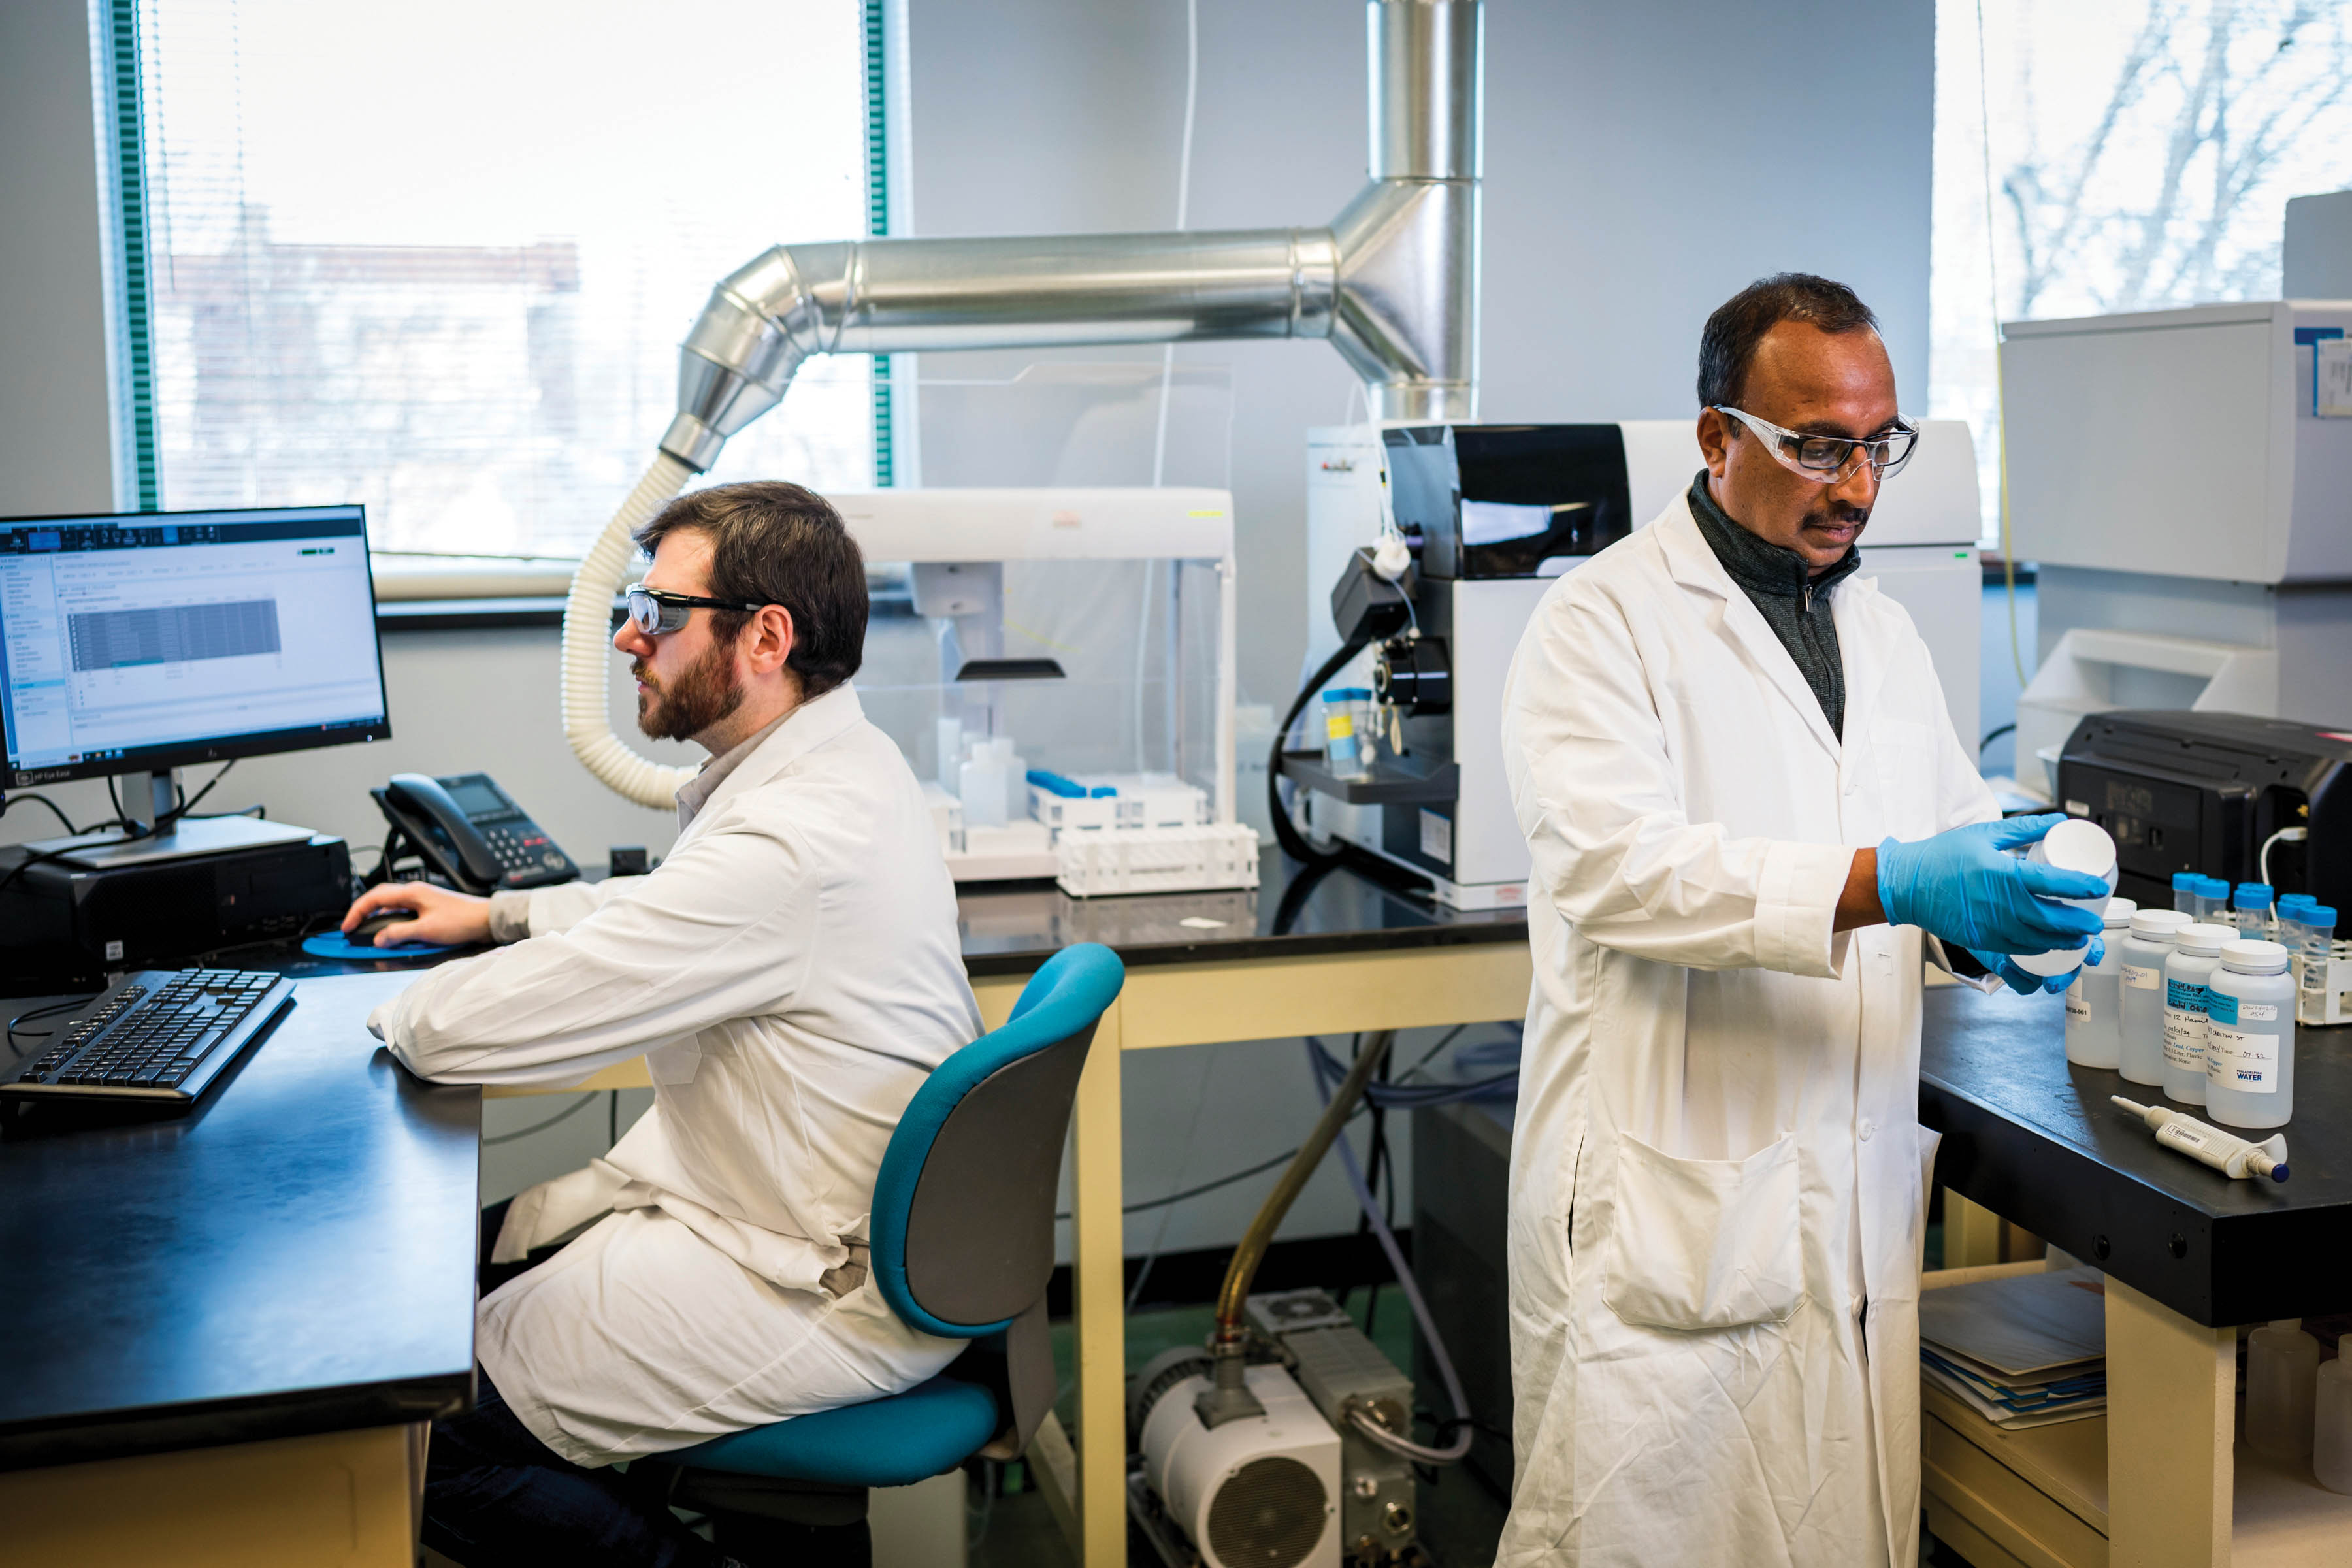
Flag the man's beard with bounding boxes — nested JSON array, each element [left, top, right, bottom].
[[633, 638, 744, 743]]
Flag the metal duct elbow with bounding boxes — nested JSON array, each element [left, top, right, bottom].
[[659, 229, 1338, 473]]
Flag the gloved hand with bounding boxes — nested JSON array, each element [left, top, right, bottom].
[[1969, 937, 2106, 996], [1878, 814, 2107, 956]]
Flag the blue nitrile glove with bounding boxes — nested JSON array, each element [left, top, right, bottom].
[[1968, 936, 2106, 996], [1877, 814, 2107, 956]]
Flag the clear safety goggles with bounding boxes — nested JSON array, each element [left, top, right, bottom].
[[1713, 406, 1919, 483], [622, 582, 769, 636]]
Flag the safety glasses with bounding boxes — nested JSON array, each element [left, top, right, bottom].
[[1712, 406, 1919, 483], [622, 583, 770, 636]]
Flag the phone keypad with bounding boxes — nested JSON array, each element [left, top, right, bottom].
[[483, 822, 572, 886]]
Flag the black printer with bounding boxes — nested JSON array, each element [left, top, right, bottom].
[[2056, 711, 2352, 913]]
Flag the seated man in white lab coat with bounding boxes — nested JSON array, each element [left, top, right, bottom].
[[342, 481, 982, 1568]]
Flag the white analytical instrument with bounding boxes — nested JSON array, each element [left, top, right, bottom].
[[828, 487, 1254, 898], [1299, 420, 1984, 910]]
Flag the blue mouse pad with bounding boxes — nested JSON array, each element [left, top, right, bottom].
[[302, 930, 461, 962]]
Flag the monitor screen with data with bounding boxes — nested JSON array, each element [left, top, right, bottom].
[[0, 505, 390, 788]]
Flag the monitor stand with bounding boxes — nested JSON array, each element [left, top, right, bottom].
[[25, 768, 315, 870]]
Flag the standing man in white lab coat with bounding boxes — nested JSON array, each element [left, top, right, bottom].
[[341, 482, 981, 1568], [1495, 275, 2108, 1567]]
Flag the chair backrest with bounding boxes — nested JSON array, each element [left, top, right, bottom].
[[868, 943, 1124, 1337]]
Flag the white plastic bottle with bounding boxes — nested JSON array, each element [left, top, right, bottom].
[[2014, 820, 2118, 978], [2065, 898, 2138, 1070], [959, 740, 1009, 828], [2205, 938, 2296, 1130], [2162, 924, 2230, 1105], [2317, 1358, 2352, 1494], [2119, 910, 2191, 1087], [2245, 1319, 2321, 1460]]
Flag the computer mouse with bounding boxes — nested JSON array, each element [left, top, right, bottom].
[[351, 909, 420, 943]]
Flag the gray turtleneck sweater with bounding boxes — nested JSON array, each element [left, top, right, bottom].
[[1686, 472, 1860, 739]]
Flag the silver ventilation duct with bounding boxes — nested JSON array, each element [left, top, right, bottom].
[[566, 0, 1484, 806]]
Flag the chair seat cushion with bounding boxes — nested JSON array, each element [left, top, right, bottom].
[[666, 1375, 1000, 1488]]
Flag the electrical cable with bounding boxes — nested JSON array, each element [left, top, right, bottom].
[[1269, 636, 1376, 866], [0, 793, 82, 835], [1303, 1037, 1473, 1463], [2261, 826, 2308, 890], [483, 1094, 600, 1145], [1127, 1043, 1218, 1312], [8, 997, 93, 1047]]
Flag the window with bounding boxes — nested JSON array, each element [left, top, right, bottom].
[[1931, 0, 2352, 546], [110, 0, 883, 560]]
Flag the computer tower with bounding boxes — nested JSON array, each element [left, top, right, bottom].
[[0, 834, 351, 983]]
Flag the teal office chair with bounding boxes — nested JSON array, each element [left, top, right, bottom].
[[627, 942, 1124, 1565]]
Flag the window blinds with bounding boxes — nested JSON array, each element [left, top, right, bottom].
[[126, 0, 877, 557]]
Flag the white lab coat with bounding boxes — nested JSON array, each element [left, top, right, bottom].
[[369, 683, 983, 1465], [1494, 495, 1994, 1567]]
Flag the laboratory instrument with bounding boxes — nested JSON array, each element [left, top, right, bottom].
[[1, 969, 295, 1112], [2055, 712, 2352, 917], [2108, 1096, 2289, 1182], [2118, 909, 2191, 1086], [2064, 898, 2136, 1069], [2014, 819, 2117, 978], [1290, 417, 1985, 907], [1129, 1030, 1452, 1568], [2244, 1320, 2321, 1460], [841, 489, 1252, 897], [558, 1, 1489, 815], [2232, 882, 2274, 936], [2161, 923, 2231, 1105], [2004, 302, 2352, 781], [2317, 1359, 2352, 1494], [2204, 938, 2296, 1129]]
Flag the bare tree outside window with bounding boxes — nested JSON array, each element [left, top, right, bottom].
[[1932, 0, 2352, 544]]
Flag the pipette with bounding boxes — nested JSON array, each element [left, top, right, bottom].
[[2111, 1096, 2290, 1182]]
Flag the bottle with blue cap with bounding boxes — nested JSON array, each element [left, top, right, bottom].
[[2172, 871, 2200, 916], [2276, 895, 2311, 973], [2233, 882, 2275, 938], [2302, 904, 2338, 1024], [2193, 875, 2231, 924]]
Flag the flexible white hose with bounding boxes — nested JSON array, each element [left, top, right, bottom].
[[561, 454, 702, 808]]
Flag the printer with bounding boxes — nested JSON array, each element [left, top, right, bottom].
[[2056, 711, 2351, 912]]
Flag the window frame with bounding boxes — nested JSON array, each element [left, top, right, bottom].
[[99, 0, 898, 610]]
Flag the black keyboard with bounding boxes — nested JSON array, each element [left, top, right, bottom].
[[3, 968, 295, 1110]]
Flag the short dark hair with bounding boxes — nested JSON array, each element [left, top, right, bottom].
[[1697, 273, 1880, 410], [634, 480, 867, 700]]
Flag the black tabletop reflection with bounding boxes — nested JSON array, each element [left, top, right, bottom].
[[0, 972, 479, 1470], [953, 851, 1528, 976], [1920, 983, 2352, 1326]]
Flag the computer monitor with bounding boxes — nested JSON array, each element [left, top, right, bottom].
[[0, 504, 390, 861]]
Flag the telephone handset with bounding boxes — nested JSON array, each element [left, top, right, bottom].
[[369, 772, 578, 895]]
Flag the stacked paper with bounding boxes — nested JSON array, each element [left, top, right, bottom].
[[1919, 1267, 2108, 1429]]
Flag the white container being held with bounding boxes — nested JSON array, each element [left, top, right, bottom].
[[2205, 938, 2296, 1130], [2012, 819, 2118, 979]]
